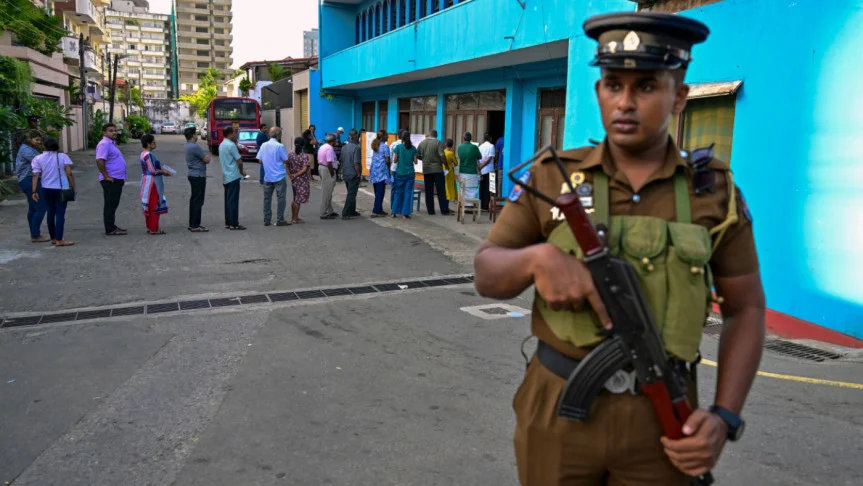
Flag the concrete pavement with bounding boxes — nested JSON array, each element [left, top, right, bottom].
[[1, 135, 862, 485]]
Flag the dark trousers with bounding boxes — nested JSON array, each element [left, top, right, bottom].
[[42, 188, 68, 241], [480, 173, 491, 210], [223, 178, 240, 227], [373, 181, 387, 214], [424, 172, 449, 214], [342, 176, 361, 217], [188, 176, 206, 228], [19, 176, 46, 239], [100, 179, 125, 234]]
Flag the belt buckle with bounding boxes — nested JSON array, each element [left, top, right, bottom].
[[604, 369, 637, 395]]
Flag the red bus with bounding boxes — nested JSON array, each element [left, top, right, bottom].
[[206, 97, 261, 154]]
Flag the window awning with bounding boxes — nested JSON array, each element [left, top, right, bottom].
[[687, 80, 743, 99]]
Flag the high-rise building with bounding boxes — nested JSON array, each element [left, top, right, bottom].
[[303, 28, 318, 58], [53, 0, 110, 102], [171, 0, 234, 97], [104, 0, 173, 100]]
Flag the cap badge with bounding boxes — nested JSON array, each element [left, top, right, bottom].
[[607, 41, 618, 54], [623, 31, 640, 51]]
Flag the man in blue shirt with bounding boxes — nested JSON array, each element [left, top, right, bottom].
[[219, 126, 247, 230], [16, 130, 48, 242], [256, 127, 291, 226], [494, 135, 505, 195], [256, 123, 269, 185]]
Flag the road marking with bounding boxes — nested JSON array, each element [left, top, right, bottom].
[[700, 358, 863, 390]]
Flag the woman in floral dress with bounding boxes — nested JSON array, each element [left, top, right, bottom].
[[288, 137, 311, 224], [369, 129, 391, 217]]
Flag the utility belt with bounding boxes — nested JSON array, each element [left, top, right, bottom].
[[534, 340, 695, 396]]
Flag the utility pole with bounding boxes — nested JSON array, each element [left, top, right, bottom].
[[78, 33, 89, 150], [109, 53, 120, 124]]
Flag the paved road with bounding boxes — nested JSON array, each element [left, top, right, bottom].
[[1, 136, 862, 485]]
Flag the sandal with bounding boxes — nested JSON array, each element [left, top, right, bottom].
[[228, 225, 247, 231], [31, 235, 51, 243], [55, 240, 75, 247], [189, 226, 209, 233], [147, 229, 167, 235], [106, 229, 127, 236], [291, 219, 305, 224]]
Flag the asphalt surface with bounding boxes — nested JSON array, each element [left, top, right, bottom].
[[1, 136, 862, 485]]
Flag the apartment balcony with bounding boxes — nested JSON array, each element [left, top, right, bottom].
[[143, 73, 164, 80], [141, 25, 163, 33], [188, 20, 211, 29], [142, 84, 165, 91], [140, 37, 164, 44], [60, 36, 102, 74], [176, 5, 207, 15], [213, 33, 231, 41], [56, 0, 106, 35], [142, 61, 163, 68], [179, 54, 210, 63]]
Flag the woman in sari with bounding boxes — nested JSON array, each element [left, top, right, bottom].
[[390, 131, 418, 220], [139, 134, 173, 235], [443, 138, 459, 202], [369, 129, 391, 218]]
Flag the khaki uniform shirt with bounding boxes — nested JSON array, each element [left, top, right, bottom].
[[488, 139, 759, 359]]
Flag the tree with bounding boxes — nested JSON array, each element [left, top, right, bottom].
[[238, 77, 252, 97], [180, 67, 222, 118], [267, 63, 291, 82], [0, 0, 66, 56]]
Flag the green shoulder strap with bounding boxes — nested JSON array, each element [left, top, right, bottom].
[[674, 171, 691, 223], [591, 171, 610, 227]]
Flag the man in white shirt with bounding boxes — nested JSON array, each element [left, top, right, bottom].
[[256, 127, 291, 226], [478, 132, 496, 211]]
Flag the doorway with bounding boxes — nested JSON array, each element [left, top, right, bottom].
[[444, 90, 506, 143], [488, 111, 505, 143]]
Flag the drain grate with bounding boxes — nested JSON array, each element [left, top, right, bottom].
[[210, 297, 240, 307], [268, 292, 298, 302], [239, 294, 270, 305], [180, 300, 211, 311], [148, 303, 179, 314], [764, 340, 844, 362], [322, 288, 352, 297], [112, 306, 145, 317], [39, 312, 79, 324], [347, 286, 376, 294], [1, 275, 476, 329], [296, 290, 326, 300], [77, 309, 112, 321]]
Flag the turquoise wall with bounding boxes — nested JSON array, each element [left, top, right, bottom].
[[316, 0, 863, 339], [320, 0, 632, 89]]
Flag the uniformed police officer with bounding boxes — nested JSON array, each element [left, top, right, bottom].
[[474, 11, 766, 485]]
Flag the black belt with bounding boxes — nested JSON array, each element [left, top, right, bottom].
[[534, 340, 694, 385]]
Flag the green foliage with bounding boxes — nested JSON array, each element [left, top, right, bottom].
[[87, 107, 107, 148], [126, 114, 151, 134], [0, 0, 66, 56], [119, 86, 145, 109], [64, 79, 83, 105], [238, 77, 252, 95], [267, 63, 291, 82], [180, 67, 222, 118], [0, 56, 34, 105]]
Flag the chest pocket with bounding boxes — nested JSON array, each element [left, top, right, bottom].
[[535, 171, 714, 362]]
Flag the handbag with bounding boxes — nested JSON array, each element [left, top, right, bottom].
[[56, 154, 75, 203]]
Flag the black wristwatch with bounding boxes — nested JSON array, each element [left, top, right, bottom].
[[709, 405, 745, 442]]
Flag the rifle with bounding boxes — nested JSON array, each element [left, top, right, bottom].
[[508, 146, 714, 486]]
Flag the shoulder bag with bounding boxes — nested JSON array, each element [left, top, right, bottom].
[[56, 154, 76, 203]]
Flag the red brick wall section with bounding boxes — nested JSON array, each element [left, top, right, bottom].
[[642, 0, 724, 12]]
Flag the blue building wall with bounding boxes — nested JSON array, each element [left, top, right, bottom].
[[314, 0, 863, 339]]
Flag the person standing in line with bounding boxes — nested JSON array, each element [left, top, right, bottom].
[[219, 126, 247, 230], [16, 130, 49, 243], [478, 132, 496, 211], [334, 127, 345, 182], [256, 123, 269, 185], [317, 133, 339, 220], [30, 137, 75, 247], [139, 134, 173, 235], [304, 125, 319, 180], [417, 129, 450, 215], [456, 132, 482, 202], [443, 138, 459, 203], [494, 134, 505, 195], [12, 115, 44, 159], [257, 126, 291, 227], [96, 123, 128, 236], [185, 127, 210, 232], [390, 131, 418, 220], [288, 136, 311, 225], [338, 128, 363, 220], [369, 129, 391, 218]]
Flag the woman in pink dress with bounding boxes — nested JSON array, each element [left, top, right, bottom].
[[288, 137, 311, 224]]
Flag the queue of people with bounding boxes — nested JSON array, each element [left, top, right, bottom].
[[13, 121, 501, 244]]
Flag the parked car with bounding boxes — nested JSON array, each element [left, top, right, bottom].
[[237, 129, 260, 162], [184, 122, 197, 134], [200, 122, 208, 140], [161, 121, 178, 134]]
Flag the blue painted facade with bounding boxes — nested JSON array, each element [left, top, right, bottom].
[[315, 0, 863, 339]]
